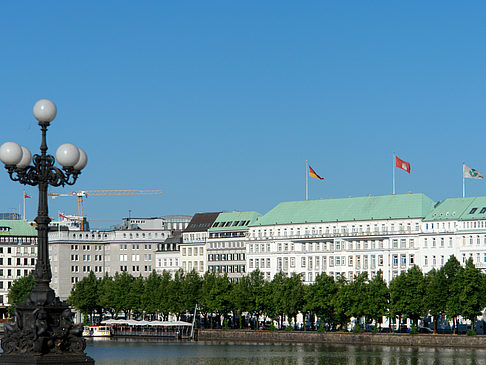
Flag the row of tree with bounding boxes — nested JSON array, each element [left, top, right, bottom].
[[9, 256, 486, 332]]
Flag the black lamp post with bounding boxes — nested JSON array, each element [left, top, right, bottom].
[[0, 100, 94, 364]]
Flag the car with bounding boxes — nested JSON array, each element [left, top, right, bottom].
[[418, 326, 433, 333]]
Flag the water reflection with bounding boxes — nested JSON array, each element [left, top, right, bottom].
[[86, 339, 486, 365]]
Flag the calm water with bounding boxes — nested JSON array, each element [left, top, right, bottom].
[[85, 338, 486, 365]]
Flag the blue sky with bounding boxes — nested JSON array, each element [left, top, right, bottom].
[[1, 1, 486, 227]]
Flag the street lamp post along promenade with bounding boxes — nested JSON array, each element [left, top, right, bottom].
[[0, 99, 94, 364]]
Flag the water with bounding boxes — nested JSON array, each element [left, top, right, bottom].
[[85, 338, 486, 365]]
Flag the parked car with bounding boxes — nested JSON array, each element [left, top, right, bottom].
[[418, 326, 433, 333]]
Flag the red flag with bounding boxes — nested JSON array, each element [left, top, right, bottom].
[[24, 193, 32, 199], [59, 212, 66, 218], [395, 155, 411, 174]]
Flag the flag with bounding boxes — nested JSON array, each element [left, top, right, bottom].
[[463, 164, 484, 179], [309, 165, 324, 180], [395, 155, 411, 174], [59, 212, 66, 218], [24, 193, 32, 199]]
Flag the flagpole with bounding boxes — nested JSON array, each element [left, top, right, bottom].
[[392, 152, 396, 195], [23, 190, 26, 220], [463, 163, 465, 198], [306, 160, 309, 201]]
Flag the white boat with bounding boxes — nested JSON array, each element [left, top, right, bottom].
[[83, 325, 111, 337]]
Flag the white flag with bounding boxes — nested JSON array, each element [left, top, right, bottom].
[[463, 164, 484, 179]]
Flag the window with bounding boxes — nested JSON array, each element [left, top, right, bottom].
[[470, 208, 478, 214], [480, 207, 486, 214], [393, 255, 398, 267]]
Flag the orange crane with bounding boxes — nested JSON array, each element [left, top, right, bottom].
[[48, 189, 162, 230]]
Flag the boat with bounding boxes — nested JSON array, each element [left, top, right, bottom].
[[83, 325, 111, 337], [101, 319, 192, 338]]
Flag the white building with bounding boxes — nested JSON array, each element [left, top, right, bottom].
[[0, 219, 37, 317], [246, 193, 486, 283]]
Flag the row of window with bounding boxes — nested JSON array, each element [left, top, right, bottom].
[[71, 254, 107, 262], [119, 254, 152, 262], [157, 258, 179, 267], [208, 241, 245, 249], [0, 268, 31, 278], [119, 265, 152, 272], [119, 244, 152, 250], [0, 257, 35, 266], [71, 232, 165, 240], [182, 261, 204, 272], [251, 222, 420, 238], [208, 253, 245, 262], [70, 244, 104, 251], [181, 247, 204, 256], [0, 237, 37, 243], [208, 265, 246, 273], [0, 246, 36, 254]]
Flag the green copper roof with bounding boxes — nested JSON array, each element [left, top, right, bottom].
[[0, 220, 37, 236], [251, 193, 435, 226], [424, 197, 486, 221], [209, 211, 261, 231]]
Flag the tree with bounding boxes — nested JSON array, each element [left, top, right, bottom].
[[331, 275, 351, 330], [128, 275, 145, 318], [390, 266, 425, 328], [304, 273, 337, 330], [367, 270, 389, 329], [264, 272, 287, 328], [181, 270, 202, 315], [424, 268, 447, 332], [142, 270, 162, 319], [281, 273, 305, 329], [98, 274, 118, 318], [458, 258, 485, 332], [111, 271, 135, 318], [8, 273, 35, 315], [444, 255, 464, 333], [346, 272, 369, 328], [68, 271, 101, 324], [168, 270, 185, 320]]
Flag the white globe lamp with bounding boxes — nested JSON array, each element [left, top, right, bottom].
[[56, 143, 80, 168], [33, 99, 57, 123], [0, 142, 23, 166]]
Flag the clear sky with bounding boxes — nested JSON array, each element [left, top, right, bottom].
[[1, 1, 486, 227]]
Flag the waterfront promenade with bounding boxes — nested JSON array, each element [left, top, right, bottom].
[[198, 329, 486, 349]]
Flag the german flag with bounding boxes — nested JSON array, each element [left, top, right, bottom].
[[309, 165, 324, 180]]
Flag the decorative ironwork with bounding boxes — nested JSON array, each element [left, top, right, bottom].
[[0, 103, 94, 364]]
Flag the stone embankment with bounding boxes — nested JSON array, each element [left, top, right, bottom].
[[198, 329, 486, 348]]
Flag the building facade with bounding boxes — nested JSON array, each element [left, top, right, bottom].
[[207, 211, 261, 280], [48, 215, 191, 300], [0, 219, 37, 317], [180, 212, 220, 274]]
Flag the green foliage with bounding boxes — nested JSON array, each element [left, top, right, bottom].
[[390, 266, 425, 327], [8, 273, 35, 315], [410, 325, 418, 334], [64, 256, 486, 333], [467, 329, 477, 336], [68, 271, 101, 323]]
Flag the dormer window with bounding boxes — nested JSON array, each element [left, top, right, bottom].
[[470, 208, 478, 214]]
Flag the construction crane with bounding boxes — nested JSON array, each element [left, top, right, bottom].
[[48, 189, 162, 230]]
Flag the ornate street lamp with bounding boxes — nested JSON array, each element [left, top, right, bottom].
[[0, 100, 94, 364]]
